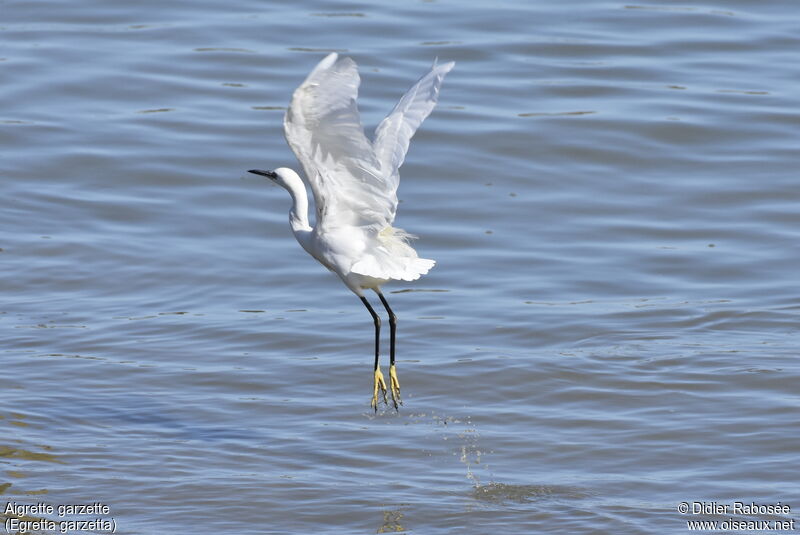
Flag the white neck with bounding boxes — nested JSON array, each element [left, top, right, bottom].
[[279, 171, 314, 246], [287, 185, 312, 233]]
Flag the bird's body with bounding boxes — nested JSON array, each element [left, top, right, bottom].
[[249, 53, 453, 410]]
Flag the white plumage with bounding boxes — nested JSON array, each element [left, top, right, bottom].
[[249, 53, 453, 410]]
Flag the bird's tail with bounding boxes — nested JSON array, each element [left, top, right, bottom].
[[350, 226, 436, 281]]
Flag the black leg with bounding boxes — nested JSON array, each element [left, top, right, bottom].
[[361, 295, 387, 411], [360, 296, 381, 370], [377, 292, 402, 409], [377, 292, 397, 366]]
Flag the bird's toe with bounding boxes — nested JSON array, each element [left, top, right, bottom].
[[371, 367, 388, 412], [389, 364, 402, 410]]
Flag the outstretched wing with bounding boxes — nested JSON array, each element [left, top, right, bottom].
[[373, 59, 455, 192], [284, 53, 391, 231]]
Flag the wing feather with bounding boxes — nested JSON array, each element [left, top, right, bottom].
[[373, 59, 455, 189], [284, 53, 391, 231]]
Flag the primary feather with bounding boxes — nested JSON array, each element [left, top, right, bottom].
[[374, 58, 456, 183]]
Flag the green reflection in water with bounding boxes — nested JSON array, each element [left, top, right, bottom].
[[0, 446, 62, 464], [377, 508, 407, 533]]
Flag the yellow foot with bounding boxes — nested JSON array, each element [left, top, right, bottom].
[[371, 367, 387, 412], [389, 364, 402, 410]]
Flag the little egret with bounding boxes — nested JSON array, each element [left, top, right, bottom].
[[249, 53, 454, 411]]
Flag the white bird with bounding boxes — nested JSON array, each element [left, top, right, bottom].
[[249, 53, 454, 411]]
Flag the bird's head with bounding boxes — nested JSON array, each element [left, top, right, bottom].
[[248, 167, 301, 192]]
